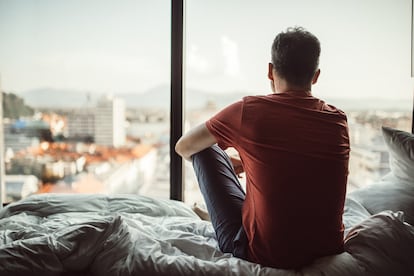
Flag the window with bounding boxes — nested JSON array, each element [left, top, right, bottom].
[[0, 0, 171, 203], [184, 0, 413, 204], [1, 0, 413, 205]]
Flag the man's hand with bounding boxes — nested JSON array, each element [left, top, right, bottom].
[[230, 156, 244, 177]]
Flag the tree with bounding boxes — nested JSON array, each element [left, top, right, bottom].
[[2, 91, 34, 119]]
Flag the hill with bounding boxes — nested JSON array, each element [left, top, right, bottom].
[[14, 87, 412, 112], [2, 91, 34, 119]]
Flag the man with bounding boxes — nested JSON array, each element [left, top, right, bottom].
[[175, 27, 350, 269]]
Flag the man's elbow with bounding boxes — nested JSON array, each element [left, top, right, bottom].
[[175, 139, 192, 161]]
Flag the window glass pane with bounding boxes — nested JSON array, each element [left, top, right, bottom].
[[0, 0, 171, 203], [184, 0, 413, 204]]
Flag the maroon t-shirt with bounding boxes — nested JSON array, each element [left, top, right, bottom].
[[206, 92, 350, 269]]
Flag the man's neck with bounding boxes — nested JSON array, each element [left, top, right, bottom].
[[274, 77, 311, 94], [275, 83, 311, 95]]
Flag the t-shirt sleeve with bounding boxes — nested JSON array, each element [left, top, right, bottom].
[[205, 100, 243, 150]]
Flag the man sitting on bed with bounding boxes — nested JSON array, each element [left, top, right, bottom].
[[175, 26, 350, 269]]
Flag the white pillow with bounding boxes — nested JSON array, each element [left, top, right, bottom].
[[381, 126, 414, 181], [349, 126, 414, 225]]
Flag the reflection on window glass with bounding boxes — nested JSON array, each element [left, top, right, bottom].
[[184, 0, 413, 204], [0, 0, 171, 203]]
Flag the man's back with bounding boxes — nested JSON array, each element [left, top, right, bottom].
[[206, 92, 350, 268], [178, 27, 350, 269]]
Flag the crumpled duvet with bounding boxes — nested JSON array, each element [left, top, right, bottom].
[[0, 194, 413, 276]]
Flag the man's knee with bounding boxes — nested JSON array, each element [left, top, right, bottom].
[[192, 144, 220, 159], [192, 145, 228, 167]]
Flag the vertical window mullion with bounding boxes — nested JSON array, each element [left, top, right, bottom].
[[170, 0, 184, 201]]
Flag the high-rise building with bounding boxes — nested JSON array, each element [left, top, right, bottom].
[[94, 96, 126, 147], [67, 109, 95, 142]]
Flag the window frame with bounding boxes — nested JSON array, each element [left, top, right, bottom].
[[170, 0, 185, 201]]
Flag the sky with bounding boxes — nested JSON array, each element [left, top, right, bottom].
[[0, 0, 412, 102]]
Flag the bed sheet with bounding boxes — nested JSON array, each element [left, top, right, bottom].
[[0, 194, 413, 276]]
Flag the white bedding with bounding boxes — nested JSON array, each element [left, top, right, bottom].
[[0, 193, 413, 276]]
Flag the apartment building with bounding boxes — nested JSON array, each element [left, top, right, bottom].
[[94, 96, 126, 148]]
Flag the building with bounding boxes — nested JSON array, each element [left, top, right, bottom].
[[348, 145, 390, 189], [94, 96, 126, 147], [66, 108, 95, 142], [347, 121, 391, 190], [5, 174, 39, 202], [3, 120, 44, 154]]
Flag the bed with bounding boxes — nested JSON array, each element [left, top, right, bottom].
[[1, 126, 414, 276]]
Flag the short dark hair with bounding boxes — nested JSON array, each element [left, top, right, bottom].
[[271, 27, 321, 87]]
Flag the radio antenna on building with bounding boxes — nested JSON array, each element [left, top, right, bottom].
[[83, 91, 92, 109], [87, 92, 91, 104]]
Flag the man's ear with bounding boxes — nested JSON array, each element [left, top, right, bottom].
[[312, 69, 321, 84], [268, 63, 274, 80]]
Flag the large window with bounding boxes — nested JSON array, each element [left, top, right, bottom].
[[184, 0, 413, 204], [0, 0, 171, 203], [1, 0, 413, 205]]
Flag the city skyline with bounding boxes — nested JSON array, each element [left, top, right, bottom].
[[0, 0, 412, 102]]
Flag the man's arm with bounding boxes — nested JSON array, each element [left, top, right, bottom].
[[175, 123, 217, 161]]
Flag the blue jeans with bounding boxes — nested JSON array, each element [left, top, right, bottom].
[[191, 145, 248, 259]]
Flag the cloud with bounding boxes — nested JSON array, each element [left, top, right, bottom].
[[187, 44, 211, 74], [220, 35, 240, 77]]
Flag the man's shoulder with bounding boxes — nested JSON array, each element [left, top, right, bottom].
[[320, 101, 348, 118], [241, 93, 276, 103]]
